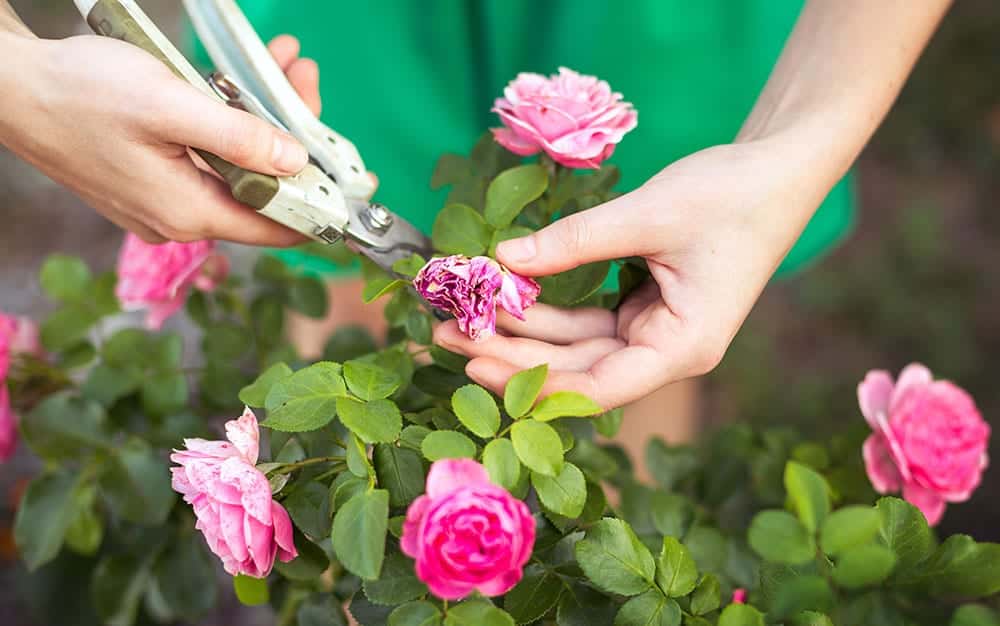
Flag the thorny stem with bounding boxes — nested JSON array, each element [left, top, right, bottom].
[[273, 456, 345, 474]]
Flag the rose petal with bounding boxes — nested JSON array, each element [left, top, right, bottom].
[[902, 482, 947, 526], [425, 458, 493, 499], [226, 407, 260, 464], [858, 370, 895, 430]]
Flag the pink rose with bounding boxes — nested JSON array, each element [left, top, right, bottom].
[[0, 387, 15, 462], [859, 363, 990, 526], [171, 407, 296, 577], [732, 588, 748, 605], [492, 67, 637, 169], [401, 459, 535, 600], [115, 234, 230, 330], [0, 313, 43, 463], [413, 255, 540, 342]]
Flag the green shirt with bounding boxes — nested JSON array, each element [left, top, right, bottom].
[[195, 0, 853, 278]]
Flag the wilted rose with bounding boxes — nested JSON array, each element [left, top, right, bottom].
[[492, 67, 637, 169], [413, 255, 540, 342], [115, 234, 230, 330], [171, 407, 296, 577], [401, 458, 535, 600], [859, 363, 990, 525]]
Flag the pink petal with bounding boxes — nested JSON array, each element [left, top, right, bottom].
[[425, 459, 493, 499], [857, 370, 895, 430], [491, 127, 542, 157], [862, 434, 902, 493], [902, 482, 947, 526], [401, 495, 432, 559], [271, 501, 298, 562], [245, 514, 276, 577], [218, 503, 250, 562], [889, 363, 934, 414], [226, 407, 260, 465], [144, 291, 187, 330], [0, 386, 16, 462], [475, 568, 523, 597], [219, 457, 273, 525]]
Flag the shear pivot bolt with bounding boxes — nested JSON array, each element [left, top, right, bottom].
[[362, 203, 394, 234]]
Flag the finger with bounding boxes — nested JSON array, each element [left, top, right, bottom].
[[287, 58, 322, 116], [267, 35, 301, 71], [495, 191, 659, 276], [151, 81, 309, 176], [493, 304, 616, 344], [434, 321, 623, 371]]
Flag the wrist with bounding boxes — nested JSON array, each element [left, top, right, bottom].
[[0, 35, 45, 147]]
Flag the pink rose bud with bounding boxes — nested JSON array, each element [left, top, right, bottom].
[[859, 363, 990, 526], [400, 459, 535, 600], [170, 408, 296, 578], [732, 588, 747, 604], [0, 313, 43, 381], [492, 67, 638, 169], [0, 387, 15, 462], [413, 255, 540, 342], [115, 234, 230, 330]]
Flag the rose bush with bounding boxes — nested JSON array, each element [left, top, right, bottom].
[[4, 68, 1000, 626]]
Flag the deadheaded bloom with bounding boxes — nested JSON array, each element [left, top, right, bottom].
[[413, 255, 540, 341]]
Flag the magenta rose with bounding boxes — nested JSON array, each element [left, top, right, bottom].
[[401, 458, 535, 600], [0, 313, 43, 462], [859, 363, 990, 525], [492, 67, 637, 169], [171, 407, 297, 577], [0, 386, 15, 462], [115, 233, 230, 330], [413, 255, 540, 342]]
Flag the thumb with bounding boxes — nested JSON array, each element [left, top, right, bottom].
[[496, 193, 654, 276], [160, 82, 309, 176]]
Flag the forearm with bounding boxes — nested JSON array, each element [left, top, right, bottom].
[[738, 0, 950, 198], [0, 2, 34, 38]]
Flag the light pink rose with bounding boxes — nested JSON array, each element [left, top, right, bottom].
[[413, 255, 540, 342], [0, 386, 15, 462], [115, 234, 230, 330], [492, 67, 637, 169], [171, 407, 296, 577], [401, 459, 535, 600], [859, 363, 990, 526], [0, 312, 43, 463]]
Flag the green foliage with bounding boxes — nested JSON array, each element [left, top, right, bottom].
[[232, 574, 269, 606], [452, 384, 500, 437], [511, 419, 564, 476], [432, 203, 492, 256], [504, 363, 548, 418], [532, 462, 587, 518], [332, 489, 389, 580], [485, 164, 549, 228], [576, 518, 656, 595]]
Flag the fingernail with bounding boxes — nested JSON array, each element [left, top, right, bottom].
[[497, 236, 536, 263], [272, 134, 308, 173]]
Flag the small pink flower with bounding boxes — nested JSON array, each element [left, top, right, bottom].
[[492, 67, 637, 169], [115, 234, 230, 330], [413, 255, 540, 341], [859, 363, 990, 526], [401, 459, 535, 600], [0, 387, 16, 462], [732, 588, 747, 604], [0, 313, 43, 463], [171, 407, 296, 577]]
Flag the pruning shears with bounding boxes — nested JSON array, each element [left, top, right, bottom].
[[72, 0, 433, 275]]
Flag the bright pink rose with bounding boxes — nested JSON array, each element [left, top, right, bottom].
[[171, 407, 296, 577], [0, 386, 15, 462], [492, 67, 637, 169], [732, 588, 748, 605], [0, 313, 42, 381], [413, 255, 540, 342], [859, 363, 990, 526], [401, 459, 535, 600], [115, 234, 230, 330]]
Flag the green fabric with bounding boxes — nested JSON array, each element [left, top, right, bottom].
[[192, 0, 853, 278]]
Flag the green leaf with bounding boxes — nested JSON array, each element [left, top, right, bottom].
[[149, 531, 217, 621], [406, 310, 433, 344], [40, 254, 92, 302], [92, 554, 151, 626], [344, 360, 402, 400], [655, 537, 698, 597], [768, 575, 834, 619], [790, 612, 834, 626], [363, 277, 408, 303], [233, 574, 269, 606], [819, 505, 880, 556], [911, 535, 1000, 597], [594, 408, 624, 438], [952, 605, 1000, 626], [332, 489, 389, 580], [100, 439, 177, 525], [431, 153, 473, 189], [14, 471, 82, 570], [346, 433, 374, 479], [683, 526, 728, 574], [275, 534, 330, 581], [503, 567, 563, 624], [350, 593, 395, 626], [575, 518, 656, 595], [432, 203, 492, 256], [283, 482, 331, 539], [537, 261, 610, 307], [511, 419, 564, 477], [690, 575, 721, 616], [421, 430, 477, 461], [21, 393, 110, 459], [64, 484, 103, 556], [390, 601, 443, 626], [482, 438, 523, 493], [530, 391, 603, 421], [784, 461, 831, 533], [141, 372, 188, 416], [324, 325, 379, 362], [250, 294, 285, 342], [430, 346, 470, 374], [451, 385, 501, 437], [877, 496, 934, 572], [444, 601, 515, 626], [650, 492, 692, 539], [832, 544, 896, 588], [297, 594, 348, 626], [532, 462, 587, 518], [485, 164, 548, 228], [504, 364, 548, 419], [363, 552, 427, 606], [41, 305, 101, 351], [239, 362, 293, 407], [489, 225, 534, 257], [614, 590, 680, 626], [747, 510, 815, 565], [264, 362, 347, 432], [288, 276, 328, 318], [392, 254, 428, 279], [557, 583, 618, 626], [374, 443, 426, 507], [717, 604, 765, 626], [645, 439, 699, 490], [337, 397, 403, 443]]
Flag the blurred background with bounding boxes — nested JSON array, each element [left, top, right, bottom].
[[1, 0, 998, 624]]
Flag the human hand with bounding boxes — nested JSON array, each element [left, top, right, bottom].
[[0, 32, 320, 245], [433, 138, 832, 408]]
